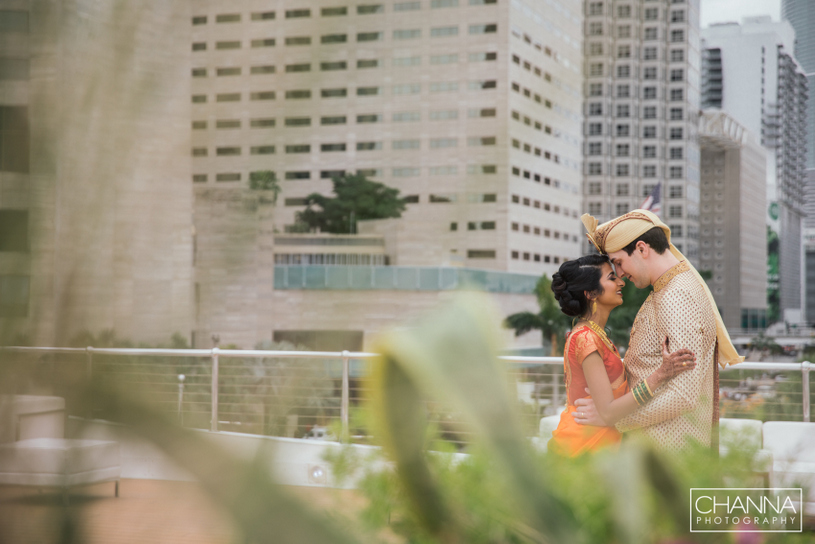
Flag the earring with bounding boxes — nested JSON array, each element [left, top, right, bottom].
[[591, 300, 597, 315]]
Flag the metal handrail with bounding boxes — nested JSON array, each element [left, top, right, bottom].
[[2, 347, 811, 435]]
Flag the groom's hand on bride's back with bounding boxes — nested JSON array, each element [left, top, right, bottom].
[[573, 395, 607, 426]]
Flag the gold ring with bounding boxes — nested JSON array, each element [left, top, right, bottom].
[[579, 411, 583, 418], [683, 362, 687, 367]]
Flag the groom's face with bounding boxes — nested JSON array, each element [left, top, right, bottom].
[[608, 247, 649, 289]]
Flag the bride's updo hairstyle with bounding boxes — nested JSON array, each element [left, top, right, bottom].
[[551, 254, 611, 317]]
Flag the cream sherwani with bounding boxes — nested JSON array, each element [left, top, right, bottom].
[[615, 261, 718, 449]]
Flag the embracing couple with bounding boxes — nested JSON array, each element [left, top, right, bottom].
[[547, 210, 743, 456]]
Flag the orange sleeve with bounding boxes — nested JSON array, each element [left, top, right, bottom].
[[573, 329, 603, 366]]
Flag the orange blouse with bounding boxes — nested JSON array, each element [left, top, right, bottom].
[[548, 325, 628, 457]]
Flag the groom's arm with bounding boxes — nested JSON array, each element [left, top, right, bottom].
[[614, 287, 716, 432]]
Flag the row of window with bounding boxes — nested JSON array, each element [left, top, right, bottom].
[[191, 81, 496, 103], [588, 24, 687, 43], [587, 163, 685, 179], [191, 109, 497, 131], [511, 252, 568, 264], [274, 254, 389, 266], [588, 64, 685, 83], [587, 2, 686, 22], [510, 167, 563, 190], [192, 136, 498, 156], [588, 182, 684, 199], [510, 81, 552, 108], [510, 138, 561, 164], [510, 110, 553, 135], [191, 24, 496, 51], [587, 143, 684, 159], [586, 123, 685, 139], [192, 0, 497, 24], [191, 52, 498, 78], [510, 193, 576, 218], [510, 222, 577, 243], [588, 202, 685, 219], [284, 192, 495, 206], [588, 43, 685, 63]]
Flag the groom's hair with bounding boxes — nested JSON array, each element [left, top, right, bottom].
[[621, 227, 669, 256]]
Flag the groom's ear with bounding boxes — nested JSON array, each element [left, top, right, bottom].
[[636, 240, 650, 258]]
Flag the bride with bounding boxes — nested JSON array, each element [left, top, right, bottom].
[[547, 254, 696, 456]]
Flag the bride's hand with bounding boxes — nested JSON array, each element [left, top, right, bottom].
[[656, 337, 696, 384]]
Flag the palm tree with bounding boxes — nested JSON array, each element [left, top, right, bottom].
[[505, 275, 571, 356]]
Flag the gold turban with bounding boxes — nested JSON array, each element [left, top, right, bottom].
[[581, 209, 743, 368]]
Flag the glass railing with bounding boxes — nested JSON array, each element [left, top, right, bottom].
[[273, 265, 540, 294]]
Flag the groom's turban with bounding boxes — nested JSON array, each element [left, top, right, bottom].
[[580, 209, 743, 368]]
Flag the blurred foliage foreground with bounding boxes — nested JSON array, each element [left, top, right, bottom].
[[3, 295, 812, 543]]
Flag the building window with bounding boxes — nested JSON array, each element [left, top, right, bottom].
[[644, 27, 658, 40], [588, 142, 602, 155], [669, 127, 683, 140], [357, 114, 382, 124], [670, 69, 684, 82], [357, 32, 383, 42], [588, 182, 602, 195], [589, 43, 603, 56], [669, 205, 683, 218], [670, 108, 683, 120], [430, 82, 459, 92], [643, 106, 657, 119], [216, 119, 240, 129], [617, 65, 631, 78], [216, 146, 241, 156], [643, 87, 657, 100], [616, 203, 629, 215], [357, 142, 382, 151], [286, 63, 311, 73], [617, 25, 631, 38], [671, 9, 685, 22], [320, 143, 345, 152], [431, 54, 459, 65], [251, 91, 276, 100], [322, 88, 348, 98], [643, 67, 657, 80], [468, 137, 496, 146], [393, 139, 420, 150], [358, 4, 385, 14], [215, 40, 241, 50], [0, 106, 28, 173], [643, 165, 657, 177], [467, 250, 496, 259], [643, 47, 658, 60], [588, 163, 602, 175], [670, 49, 685, 62], [192, 16, 207, 25], [192, 42, 206, 51], [588, 2, 603, 15], [216, 173, 241, 181], [251, 65, 275, 74], [192, 68, 206, 77], [469, 24, 497, 34], [321, 34, 347, 44], [431, 26, 459, 37], [193, 174, 207, 182], [0, 275, 28, 317], [285, 145, 310, 154], [395, 1, 421, 10], [394, 29, 421, 40], [192, 147, 207, 156], [616, 124, 630, 137], [669, 166, 683, 179], [644, 8, 659, 20], [617, 85, 630, 98], [357, 59, 379, 69], [671, 29, 685, 42], [394, 83, 421, 95], [589, 83, 603, 97], [393, 167, 420, 177], [285, 9, 311, 18], [588, 203, 602, 215], [432, 110, 459, 120], [618, 5, 632, 18], [670, 88, 684, 101], [616, 164, 630, 177], [643, 126, 657, 139], [643, 146, 656, 158], [589, 103, 603, 116], [616, 144, 630, 157], [670, 147, 683, 160], [251, 118, 276, 127], [617, 105, 630, 118], [321, 7, 346, 16], [321, 61, 347, 71], [321, 116, 346, 125], [616, 183, 630, 196], [589, 63, 604, 77], [0, 210, 28, 252], [669, 185, 683, 198], [285, 171, 311, 179], [430, 138, 457, 148], [588, 123, 602, 136]]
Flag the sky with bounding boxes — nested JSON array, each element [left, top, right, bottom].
[[700, 0, 781, 28]]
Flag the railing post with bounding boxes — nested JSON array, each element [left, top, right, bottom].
[[802, 361, 811, 422], [177, 374, 186, 425], [341, 350, 350, 442], [86, 346, 94, 418], [211, 348, 219, 432]]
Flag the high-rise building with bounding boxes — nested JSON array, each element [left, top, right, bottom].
[[781, 0, 815, 324], [582, 0, 702, 263], [0, 2, 194, 345], [701, 18, 808, 324], [189, 0, 585, 275], [698, 111, 767, 330]]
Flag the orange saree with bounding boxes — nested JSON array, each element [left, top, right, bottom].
[[548, 325, 628, 457]]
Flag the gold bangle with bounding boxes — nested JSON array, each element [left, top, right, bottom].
[[632, 383, 644, 406], [643, 379, 654, 398], [640, 382, 654, 402]]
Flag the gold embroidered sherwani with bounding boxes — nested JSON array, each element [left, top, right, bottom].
[[615, 261, 718, 449]]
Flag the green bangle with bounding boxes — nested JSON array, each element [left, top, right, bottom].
[[638, 382, 653, 403], [632, 383, 644, 406]]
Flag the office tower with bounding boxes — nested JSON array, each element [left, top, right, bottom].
[[702, 18, 808, 324], [189, 0, 585, 275], [583, 0, 702, 263], [781, 0, 815, 324], [0, 2, 194, 345], [698, 111, 767, 330]]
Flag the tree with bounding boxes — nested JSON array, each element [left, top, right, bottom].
[[504, 275, 571, 356], [249, 170, 281, 204], [296, 173, 406, 234]]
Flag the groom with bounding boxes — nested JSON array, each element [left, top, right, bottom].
[[572, 210, 742, 449]]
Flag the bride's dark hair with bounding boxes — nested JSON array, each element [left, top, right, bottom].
[[551, 254, 611, 317]]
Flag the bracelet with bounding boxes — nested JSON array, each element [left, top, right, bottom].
[[643, 379, 654, 398], [632, 382, 654, 406], [632, 382, 645, 406]]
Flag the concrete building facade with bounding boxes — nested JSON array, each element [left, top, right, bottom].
[[188, 0, 585, 276], [582, 0, 702, 263], [701, 18, 808, 324], [0, 2, 194, 345], [781, 0, 815, 324], [698, 111, 767, 330]]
